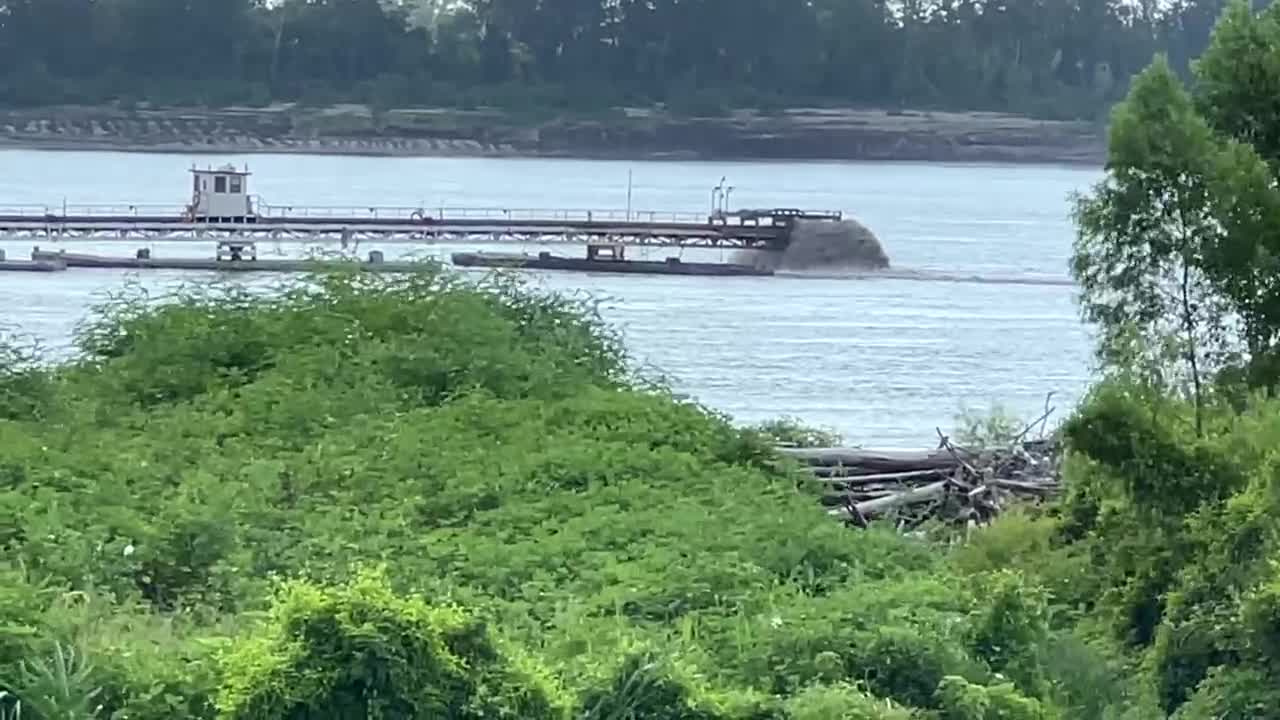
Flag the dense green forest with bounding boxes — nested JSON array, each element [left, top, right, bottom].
[[11, 0, 1280, 718], [0, 0, 1250, 119]]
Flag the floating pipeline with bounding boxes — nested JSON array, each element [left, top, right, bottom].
[[777, 267, 1076, 287]]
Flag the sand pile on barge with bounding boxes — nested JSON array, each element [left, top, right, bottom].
[[738, 218, 890, 271]]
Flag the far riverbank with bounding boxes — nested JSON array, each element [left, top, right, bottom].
[[0, 104, 1105, 165]]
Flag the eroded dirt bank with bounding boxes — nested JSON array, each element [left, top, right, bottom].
[[0, 105, 1105, 164]]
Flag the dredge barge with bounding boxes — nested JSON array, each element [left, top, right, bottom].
[[451, 246, 772, 277], [0, 165, 843, 276]]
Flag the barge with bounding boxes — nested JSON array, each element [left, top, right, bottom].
[[0, 259, 65, 272], [0, 248, 65, 272], [0, 164, 842, 254], [0, 164, 853, 278], [28, 244, 431, 274], [451, 245, 773, 277]]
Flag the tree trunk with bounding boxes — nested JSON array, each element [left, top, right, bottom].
[[1181, 258, 1204, 436]]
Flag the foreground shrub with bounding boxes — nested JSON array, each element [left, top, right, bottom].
[[1053, 377, 1280, 715], [935, 677, 1051, 720], [1172, 666, 1280, 720], [783, 683, 916, 720], [579, 650, 780, 720], [0, 331, 52, 421], [216, 568, 566, 720]]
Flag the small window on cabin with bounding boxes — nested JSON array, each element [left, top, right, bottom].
[[229, 177, 242, 194], [215, 176, 227, 193]]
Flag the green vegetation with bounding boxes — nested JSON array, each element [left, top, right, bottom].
[[0, 0, 1238, 120], [0, 269, 1091, 719], [11, 3, 1280, 718], [1059, 0, 1280, 714]]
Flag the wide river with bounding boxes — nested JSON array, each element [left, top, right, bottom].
[[0, 149, 1099, 447]]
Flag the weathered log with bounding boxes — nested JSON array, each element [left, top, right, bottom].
[[808, 464, 951, 479], [851, 480, 951, 518], [808, 468, 945, 485], [779, 447, 972, 471], [990, 478, 1060, 494], [820, 491, 896, 505], [791, 429, 1062, 529]]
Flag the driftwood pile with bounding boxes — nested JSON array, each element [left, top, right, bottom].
[[780, 431, 1062, 529]]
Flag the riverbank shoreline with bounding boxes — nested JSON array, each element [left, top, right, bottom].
[[0, 104, 1106, 165]]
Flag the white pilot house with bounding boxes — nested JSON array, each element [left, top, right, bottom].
[[187, 164, 255, 222]]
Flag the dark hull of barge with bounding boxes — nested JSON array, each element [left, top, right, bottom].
[[450, 251, 773, 277], [28, 250, 431, 273], [0, 259, 66, 272]]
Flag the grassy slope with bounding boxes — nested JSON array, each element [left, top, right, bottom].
[[0, 267, 1141, 719]]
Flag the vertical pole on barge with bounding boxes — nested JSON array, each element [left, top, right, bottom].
[[626, 170, 633, 221]]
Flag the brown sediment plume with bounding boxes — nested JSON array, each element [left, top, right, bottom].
[[736, 218, 890, 271]]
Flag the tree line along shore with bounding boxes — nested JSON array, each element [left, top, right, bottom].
[[0, 0, 1241, 163]]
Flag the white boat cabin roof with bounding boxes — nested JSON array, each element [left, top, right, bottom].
[[191, 164, 251, 177]]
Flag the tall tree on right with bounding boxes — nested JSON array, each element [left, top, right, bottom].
[[1190, 0, 1280, 385], [1071, 55, 1239, 434]]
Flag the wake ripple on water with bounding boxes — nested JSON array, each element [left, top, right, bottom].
[[735, 214, 1075, 287], [778, 267, 1077, 287]]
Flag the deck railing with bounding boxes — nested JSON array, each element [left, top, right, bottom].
[[0, 203, 186, 218], [0, 200, 843, 226], [253, 202, 711, 224]]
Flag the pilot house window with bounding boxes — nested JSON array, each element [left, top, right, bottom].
[[214, 176, 227, 193], [230, 177, 242, 194]]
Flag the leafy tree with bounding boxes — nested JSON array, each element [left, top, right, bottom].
[[1193, 0, 1280, 168], [1071, 55, 1237, 433], [1186, 0, 1280, 385]]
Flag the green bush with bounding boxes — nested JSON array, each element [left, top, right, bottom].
[[1062, 383, 1243, 519], [2, 642, 103, 720], [0, 565, 59, 690], [935, 677, 1051, 720], [968, 571, 1050, 695], [722, 571, 984, 699], [1241, 563, 1280, 661], [579, 649, 780, 720], [1172, 667, 1280, 720], [216, 567, 566, 720], [784, 683, 916, 720], [0, 332, 52, 422], [1049, 377, 1280, 716]]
